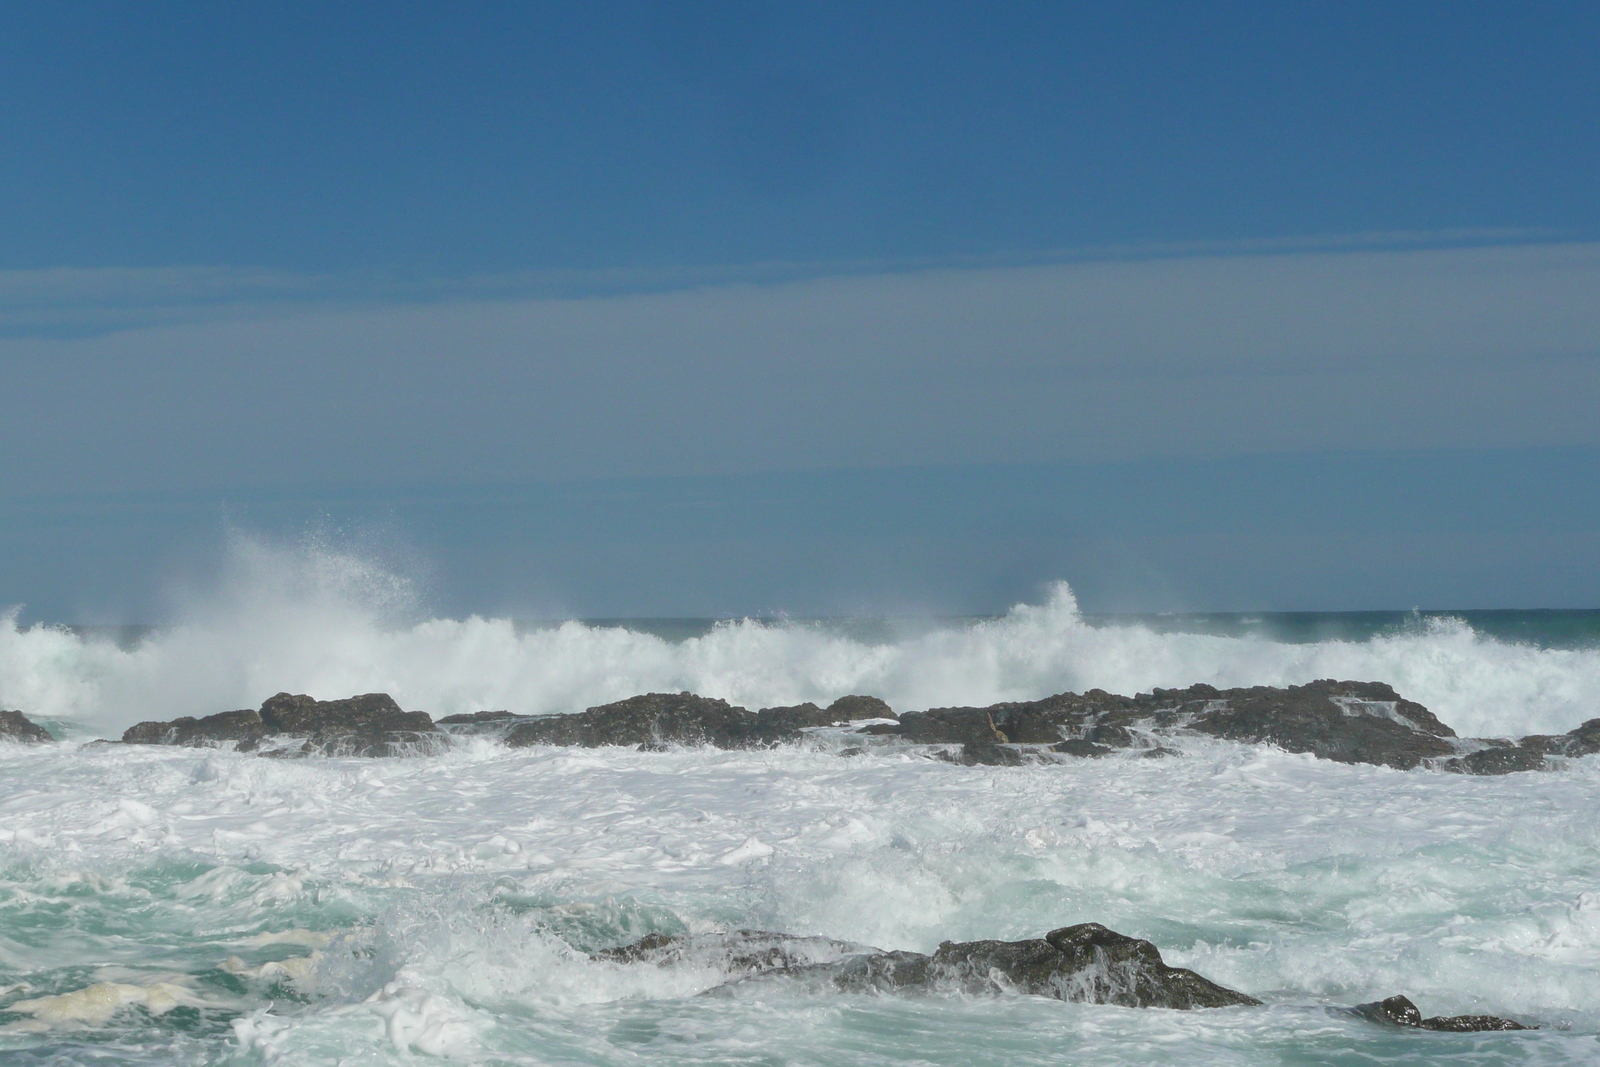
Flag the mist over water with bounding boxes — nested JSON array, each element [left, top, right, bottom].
[[3, 536, 1598, 738]]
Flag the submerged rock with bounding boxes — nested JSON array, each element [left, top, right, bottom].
[[593, 930, 864, 976], [503, 691, 897, 750], [0, 710, 53, 743], [121, 693, 440, 757], [594, 923, 1259, 1010], [1356, 994, 1531, 1032]]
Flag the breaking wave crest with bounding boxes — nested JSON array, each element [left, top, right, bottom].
[[2, 537, 1597, 737]]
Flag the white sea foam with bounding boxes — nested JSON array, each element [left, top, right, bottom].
[[2, 537, 1596, 738], [0, 735, 1597, 1064]]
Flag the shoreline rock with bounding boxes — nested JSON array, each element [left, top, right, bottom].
[[859, 680, 1596, 775], [103, 681, 1598, 774], [122, 693, 440, 757], [0, 710, 53, 744], [503, 692, 896, 751]]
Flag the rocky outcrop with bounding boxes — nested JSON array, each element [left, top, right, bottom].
[[825, 695, 895, 721], [594, 923, 1258, 1009], [503, 692, 896, 750], [854, 680, 1591, 775], [1517, 717, 1600, 758], [105, 681, 1597, 775], [436, 710, 514, 725], [121, 693, 440, 757], [1184, 681, 1458, 769], [0, 710, 53, 743], [1356, 994, 1530, 1032], [123, 708, 269, 747]]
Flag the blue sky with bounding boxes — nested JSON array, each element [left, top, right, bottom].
[[3, 2, 1599, 618]]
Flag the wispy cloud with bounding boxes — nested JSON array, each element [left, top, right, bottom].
[[3, 237, 1598, 496]]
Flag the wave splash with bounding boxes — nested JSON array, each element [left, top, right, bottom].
[[1, 537, 1596, 737]]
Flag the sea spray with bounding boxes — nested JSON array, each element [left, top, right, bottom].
[[3, 536, 1599, 737]]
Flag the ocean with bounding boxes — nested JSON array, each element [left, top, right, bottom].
[[1, 544, 1598, 1065]]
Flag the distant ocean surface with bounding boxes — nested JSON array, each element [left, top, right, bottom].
[[2, 543, 1598, 1065]]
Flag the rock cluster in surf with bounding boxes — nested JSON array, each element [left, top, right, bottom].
[[501, 692, 894, 749], [3, 679, 1588, 776], [593, 925, 1530, 1028], [1355, 993, 1530, 1032], [121, 692, 439, 757], [860, 679, 1597, 774], [596, 923, 1259, 1009]]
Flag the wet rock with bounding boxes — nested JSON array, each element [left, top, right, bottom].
[[842, 923, 1260, 1008], [1052, 738, 1114, 758], [0, 710, 53, 743], [955, 742, 1028, 766], [1086, 722, 1137, 748], [122, 709, 267, 747], [596, 924, 1258, 1010], [122, 693, 440, 757], [1186, 681, 1457, 770], [1356, 994, 1530, 1032], [503, 692, 786, 750], [859, 680, 1487, 771], [1518, 718, 1600, 758], [756, 703, 838, 731], [593, 930, 863, 976], [1440, 745, 1546, 775], [827, 695, 895, 721], [436, 710, 514, 725]]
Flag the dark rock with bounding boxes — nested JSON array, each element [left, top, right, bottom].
[[900, 923, 1261, 1008], [757, 703, 837, 731], [436, 710, 514, 725], [596, 924, 1258, 1010], [1187, 680, 1457, 770], [256, 692, 437, 757], [123, 709, 267, 747], [593, 930, 862, 976], [852, 680, 1504, 772], [122, 693, 440, 757], [1052, 738, 1113, 758], [503, 692, 786, 750], [1356, 994, 1530, 1032], [870, 689, 1153, 747], [827, 695, 896, 721], [1519, 718, 1600, 758], [0, 710, 53, 743], [957, 742, 1028, 766], [482, 682, 1582, 777], [1086, 723, 1138, 748], [1422, 1013, 1532, 1032], [1440, 745, 1546, 775]]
